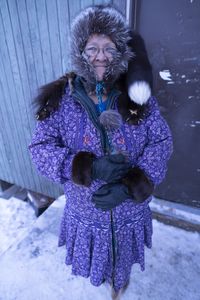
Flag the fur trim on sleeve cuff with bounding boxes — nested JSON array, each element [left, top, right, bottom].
[[121, 167, 154, 203], [72, 151, 96, 187]]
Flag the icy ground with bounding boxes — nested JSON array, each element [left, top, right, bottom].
[[0, 196, 200, 300], [0, 197, 37, 255]]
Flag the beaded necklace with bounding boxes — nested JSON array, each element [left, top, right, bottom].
[[95, 81, 106, 113]]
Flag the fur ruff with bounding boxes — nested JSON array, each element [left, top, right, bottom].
[[33, 29, 153, 123], [70, 5, 133, 94], [34, 72, 75, 121]]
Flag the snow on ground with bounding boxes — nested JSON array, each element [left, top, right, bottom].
[[0, 196, 200, 300], [0, 197, 37, 255]]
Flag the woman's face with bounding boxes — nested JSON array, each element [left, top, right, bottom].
[[84, 34, 117, 81]]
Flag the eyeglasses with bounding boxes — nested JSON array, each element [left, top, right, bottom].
[[84, 46, 118, 58]]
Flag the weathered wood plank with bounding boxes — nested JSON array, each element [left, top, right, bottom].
[[2, 0, 36, 189], [0, 105, 12, 182], [56, 0, 71, 72], [113, 0, 126, 14], [0, 3, 29, 185], [68, 0, 81, 26], [93, 0, 104, 5], [22, 0, 45, 89], [81, 0, 94, 8], [34, 0, 54, 83], [45, 0, 63, 78], [101, 0, 112, 4], [93, 0, 112, 4], [0, 0, 55, 196]]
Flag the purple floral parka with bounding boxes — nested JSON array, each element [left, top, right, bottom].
[[28, 84, 173, 292]]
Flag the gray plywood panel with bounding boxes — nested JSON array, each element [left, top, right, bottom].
[[113, 0, 126, 14], [68, 1, 81, 26], [81, 0, 94, 9], [23, 0, 45, 89], [46, 0, 63, 78], [0, 2, 30, 185], [34, 0, 55, 83], [1, 0, 36, 189], [56, 0, 71, 72]]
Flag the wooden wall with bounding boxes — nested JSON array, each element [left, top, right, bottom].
[[0, 0, 127, 198]]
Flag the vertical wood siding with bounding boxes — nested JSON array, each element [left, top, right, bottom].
[[0, 0, 126, 198]]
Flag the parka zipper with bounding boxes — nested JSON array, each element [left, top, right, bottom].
[[71, 77, 120, 288], [73, 90, 118, 287]]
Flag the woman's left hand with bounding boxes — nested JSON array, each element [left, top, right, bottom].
[[91, 182, 130, 211]]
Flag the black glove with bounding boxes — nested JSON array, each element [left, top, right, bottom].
[[92, 153, 131, 183], [92, 182, 130, 211]]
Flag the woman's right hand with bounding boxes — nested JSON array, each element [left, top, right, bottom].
[[91, 182, 130, 211], [92, 153, 131, 183]]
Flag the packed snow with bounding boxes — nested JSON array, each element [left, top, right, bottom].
[[0, 197, 37, 255], [0, 196, 199, 300]]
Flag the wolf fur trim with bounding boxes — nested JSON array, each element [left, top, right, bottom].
[[34, 72, 76, 120], [122, 167, 154, 203], [70, 5, 133, 94], [72, 151, 96, 187]]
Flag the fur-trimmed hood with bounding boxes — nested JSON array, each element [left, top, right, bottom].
[[70, 5, 133, 94], [33, 6, 153, 122]]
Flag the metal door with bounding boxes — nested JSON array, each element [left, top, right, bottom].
[[132, 0, 200, 207]]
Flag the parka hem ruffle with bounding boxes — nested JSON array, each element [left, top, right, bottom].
[[58, 206, 153, 292]]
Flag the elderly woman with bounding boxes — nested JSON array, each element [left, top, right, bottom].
[[29, 5, 173, 300]]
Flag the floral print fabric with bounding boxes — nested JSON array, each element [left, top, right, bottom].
[[28, 85, 173, 292]]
